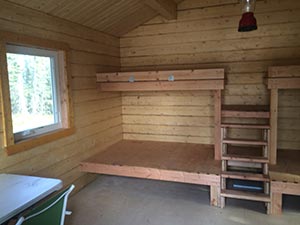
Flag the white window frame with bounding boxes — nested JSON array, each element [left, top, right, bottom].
[[0, 31, 74, 155], [6, 45, 63, 142]]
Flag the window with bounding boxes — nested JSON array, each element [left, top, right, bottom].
[[0, 31, 74, 155], [6, 45, 62, 142]]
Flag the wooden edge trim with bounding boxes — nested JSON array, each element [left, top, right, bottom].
[[271, 180, 300, 195], [0, 39, 15, 146], [80, 162, 220, 186], [97, 68, 225, 82], [267, 77, 300, 89], [98, 80, 224, 91], [5, 127, 75, 156], [144, 0, 177, 20], [268, 66, 300, 78]]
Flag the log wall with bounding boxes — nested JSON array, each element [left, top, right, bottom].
[[120, 0, 300, 149], [0, 0, 122, 193]]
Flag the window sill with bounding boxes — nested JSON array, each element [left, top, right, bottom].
[[5, 128, 75, 156]]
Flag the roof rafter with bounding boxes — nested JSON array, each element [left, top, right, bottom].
[[144, 0, 177, 20]]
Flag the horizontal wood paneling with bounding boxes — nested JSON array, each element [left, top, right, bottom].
[[120, 0, 300, 150], [0, 0, 122, 193], [278, 89, 300, 150], [122, 91, 215, 144]]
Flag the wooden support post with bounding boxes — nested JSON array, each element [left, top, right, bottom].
[[214, 90, 221, 160], [0, 40, 15, 147], [210, 185, 221, 207], [270, 192, 282, 215], [270, 89, 278, 165]]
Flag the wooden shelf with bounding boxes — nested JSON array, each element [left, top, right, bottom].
[[96, 69, 225, 91], [221, 189, 271, 202], [221, 171, 269, 182]]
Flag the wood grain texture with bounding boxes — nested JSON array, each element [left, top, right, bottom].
[[144, 0, 177, 20], [120, 0, 300, 150], [1, 0, 177, 36], [80, 140, 221, 186], [80, 141, 300, 211], [0, 2, 122, 193]]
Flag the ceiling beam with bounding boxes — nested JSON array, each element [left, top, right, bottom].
[[144, 0, 177, 20]]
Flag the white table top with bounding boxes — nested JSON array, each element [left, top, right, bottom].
[[0, 174, 63, 224]]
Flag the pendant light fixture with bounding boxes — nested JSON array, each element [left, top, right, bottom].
[[238, 0, 257, 32]]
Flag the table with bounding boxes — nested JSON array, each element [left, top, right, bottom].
[[0, 174, 63, 224]]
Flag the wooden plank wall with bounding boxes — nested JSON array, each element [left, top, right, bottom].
[[278, 89, 300, 150], [120, 0, 300, 149], [0, 0, 122, 193]]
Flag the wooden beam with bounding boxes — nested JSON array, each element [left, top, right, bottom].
[[270, 192, 282, 215], [144, 0, 177, 20], [268, 65, 300, 78], [210, 185, 221, 207], [97, 68, 225, 92], [98, 80, 224, 91], [97, 69, 225, 82], [270, 89, 278, 165], [271, 181, 300, 196], [214, 90, 221, 160], [267, 66, 300, 89], [267, 77, 300, 89]]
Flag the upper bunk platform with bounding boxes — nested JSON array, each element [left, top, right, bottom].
[[96, 69, 225, 92], [80, 140, 221, 187]]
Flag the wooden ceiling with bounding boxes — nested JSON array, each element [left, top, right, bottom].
[[4, 0, 181, 37]]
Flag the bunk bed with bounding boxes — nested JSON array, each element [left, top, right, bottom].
[[81, 68, 225, 207], [80, 66, 300, 214]]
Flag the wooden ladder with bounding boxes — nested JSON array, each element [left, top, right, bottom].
[[220, 105, 271, 213]]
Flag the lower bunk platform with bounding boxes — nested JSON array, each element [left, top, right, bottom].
[[80, 140, 222, 206], [270, 150, 300, 214], [80, 140, 300, 214]]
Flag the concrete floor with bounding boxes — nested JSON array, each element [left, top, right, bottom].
[[66, 175, 300, 225]]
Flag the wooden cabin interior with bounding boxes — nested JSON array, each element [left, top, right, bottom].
[[0, 0, 300, 224]]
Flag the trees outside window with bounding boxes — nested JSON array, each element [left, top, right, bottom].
[[6, 45, 62, 141]]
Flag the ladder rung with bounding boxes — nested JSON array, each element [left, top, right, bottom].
[[222, 154, 269, 163], [221, 105, 270, 118], [221, 171, 270, 181], [223, 138, 268, 146], [221, 189, 271, 202], [221, 123, 270, 129]]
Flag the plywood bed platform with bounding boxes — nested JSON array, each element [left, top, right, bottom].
[[80, 140, 222, 206], [80, 140, 300, 212]]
